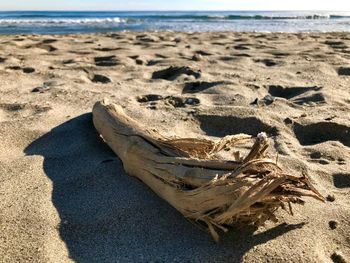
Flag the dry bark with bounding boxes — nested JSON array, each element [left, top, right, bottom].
[[92, 99, 324, 241]]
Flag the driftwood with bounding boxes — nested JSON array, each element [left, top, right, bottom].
[[92, 99, 324, 241]]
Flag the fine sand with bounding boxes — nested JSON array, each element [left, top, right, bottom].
[[0, 32, 349, 262]]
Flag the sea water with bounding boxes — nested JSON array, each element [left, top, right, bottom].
[[0, 11, 350, 34]]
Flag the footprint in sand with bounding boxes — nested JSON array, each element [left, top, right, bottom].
[[147, 60, 163, 66], [152, 66, 201, 81], [195, 114, 278, 137], [337, 67, 350, 76], [234, 44, 250, 50], [254, 58, 280, 67], [211, 41, 227, 46], [62, 59, 75, 65], [307, 150, 344, 166], [94, 56, 118, 67], [324, 40, 348, 49], [333, 173, 350, 189], [268, 85, 321, 98], [194, 50, 213, 56], [106, 33, 124, 39], [91, 74, 112, 84], [0, 103, 26, 112], [137, 94, 200, 108], [293, 122, 350, 147], [41, 39, 58, 44], [6, 66, 36, 74], [269, 51, 291, 58], [232, 53, 251, 57], [136, 34, 158, 43], [28, 44, 57, 52], [94, 47, 120, 52], [154, 53, 169, 59], [22, 67, 35, 74], [12, 37, 25, 42], [217, 55, 243, 62], [182, 81, 225, 94], [267, 85, 325, 105], [69, 50, 91, 55], [0, 103, 51, 116]]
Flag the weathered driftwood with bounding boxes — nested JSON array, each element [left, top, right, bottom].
[[92, 99, 324, 241]]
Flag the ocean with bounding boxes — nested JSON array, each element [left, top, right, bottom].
[[0, 11, 350, 34]]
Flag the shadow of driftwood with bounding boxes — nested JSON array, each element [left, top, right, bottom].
[[25, 114, 305, 262]]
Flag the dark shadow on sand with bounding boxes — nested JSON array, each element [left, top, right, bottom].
[[25, 113, 305, 262]]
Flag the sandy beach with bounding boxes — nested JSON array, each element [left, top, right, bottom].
[[0, 32, 349, 262]]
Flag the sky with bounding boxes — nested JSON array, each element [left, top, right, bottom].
[[0, 0, 350, 11]]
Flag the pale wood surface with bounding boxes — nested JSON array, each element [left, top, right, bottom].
[[93, 99, 323, 241]]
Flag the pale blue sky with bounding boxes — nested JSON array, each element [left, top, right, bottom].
[[0, 0, 349, 11]]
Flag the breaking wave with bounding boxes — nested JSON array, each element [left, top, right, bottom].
[[121, 14, 350, 21]]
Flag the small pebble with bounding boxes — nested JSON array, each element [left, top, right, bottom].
[[262, 94, 276, 105], [192, 54, 202, 61], [185, 98, 200, 106]]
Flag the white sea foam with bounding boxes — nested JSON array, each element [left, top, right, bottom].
[[0, 17, 126, 25]]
